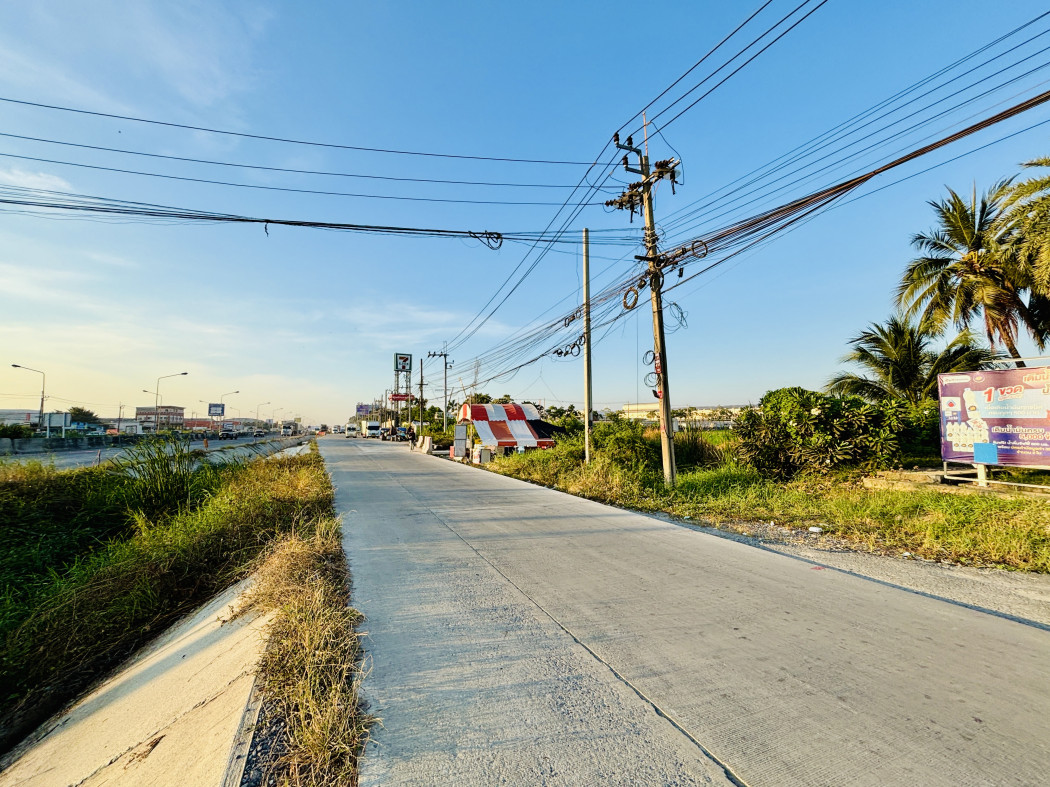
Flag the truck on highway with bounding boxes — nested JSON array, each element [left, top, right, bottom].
[[281, 421, 299, 437], [360, 420, 381, 438], [344, 422, 359, 438], [219, 421, 237, 440]]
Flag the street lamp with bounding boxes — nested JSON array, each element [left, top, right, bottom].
[[154, 372, 188, 433], [256, 401, 270, 424], [11, 364, 46, 436]]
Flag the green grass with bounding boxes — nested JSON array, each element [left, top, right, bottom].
[[0, 438, 235, 640], [0, 448, 332, 756], [488, 433, 1050, 573]]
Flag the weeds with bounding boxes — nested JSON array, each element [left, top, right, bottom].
[[248, 520, 369, 786], [0, 436, 237, 642]]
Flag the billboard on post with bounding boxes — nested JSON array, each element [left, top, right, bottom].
[[208, 403, 224, 417], [938, 367, 1050, 467], [356, 404, 371, 417], [394, 353, 412, 372]]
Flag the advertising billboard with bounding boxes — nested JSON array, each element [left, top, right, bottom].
[[208, 403, 224, 417], [394, 353, 412, 372], [938, 367, 1050, 467], [356, 404, 371, 417]]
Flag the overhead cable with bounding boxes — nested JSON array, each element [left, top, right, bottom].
[[0, 95, 594, 165]]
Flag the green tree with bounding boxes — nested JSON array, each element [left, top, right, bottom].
[[896, 180, 1046, 364], [67, 407, 102, 424], [1002, 157, 1050, 296], [827, 315, 998, 404]]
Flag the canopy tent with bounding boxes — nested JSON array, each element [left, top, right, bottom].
[[457, 403, 557, 450]]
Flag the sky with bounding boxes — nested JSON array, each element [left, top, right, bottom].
[[1, 0, 1050, 426]]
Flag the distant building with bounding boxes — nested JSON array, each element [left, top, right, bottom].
[[0, 409, 37, 427], [135, 405, 185, 432]]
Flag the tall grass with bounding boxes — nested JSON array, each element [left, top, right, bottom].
[[0, 437, 237, 641], [0, 450, 332, 756]]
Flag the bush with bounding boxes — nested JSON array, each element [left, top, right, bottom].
[[734, 388, 936, 479], [0, 425, 33, 439]]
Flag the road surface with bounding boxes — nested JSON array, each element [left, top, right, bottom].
[[322, 439, 1050, 787]]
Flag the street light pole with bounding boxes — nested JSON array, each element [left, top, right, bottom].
[[256, 401, 270, 425], [155, 372, 188, 434], [11, 364, 45, 437]]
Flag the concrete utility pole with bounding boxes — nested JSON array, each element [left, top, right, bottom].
[[427, 346, 452, 431], [418, 361, 424, 434], [11, 364, 45, 436], [582, 228, 593, 464], [608, 124, 681, 485]]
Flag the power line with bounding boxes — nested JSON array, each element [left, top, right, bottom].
[[447, 1, 830, 361], [659, 24, 1050, 240], [615, 0, 777, 134], [659, 9, 1050, 233], [0, 130, 591, 188], [650, 0, 831, 132], [0, 95, 595, 165], [463, 88, 1050, 385], [0, 150, 608, 206]]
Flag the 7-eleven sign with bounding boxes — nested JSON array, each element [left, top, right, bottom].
[[394, 353, 412, 372]]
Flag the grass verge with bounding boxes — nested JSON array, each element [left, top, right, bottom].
[[0, 448, 331, 756], [246, 520, 369, 786], [488, 449, 1050, 573]]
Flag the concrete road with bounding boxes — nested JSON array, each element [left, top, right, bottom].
[[323, 439, 1050, 787]]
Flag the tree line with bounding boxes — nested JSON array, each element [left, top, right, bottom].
[[828, 155, 1050, 402]]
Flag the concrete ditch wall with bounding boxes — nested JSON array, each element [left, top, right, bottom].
[[0, 434, 292, 457], [0, 435, 147, 456]]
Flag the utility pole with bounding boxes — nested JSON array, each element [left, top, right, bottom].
[[582, 228, 593, 464], [427, 346, 452, 431], [418, 360, 424, 436], [607, 126, 681, 485]]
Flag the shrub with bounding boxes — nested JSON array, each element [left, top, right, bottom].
[[734, 388, 936, 478], [0, 425, 33, 439]]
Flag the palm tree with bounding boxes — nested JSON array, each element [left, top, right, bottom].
[[826, 315, 998, 405], [1002, 157, 1050, 293], [895, 180, 1046, 365]]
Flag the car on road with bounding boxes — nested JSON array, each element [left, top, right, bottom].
[[253, 429, 266, 438], [219, 429, 237, 440]]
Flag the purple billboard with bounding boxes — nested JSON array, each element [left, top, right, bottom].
[[938, 367, 1050, 467]]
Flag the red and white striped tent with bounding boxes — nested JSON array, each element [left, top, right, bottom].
[[457, 403, 556, 449]]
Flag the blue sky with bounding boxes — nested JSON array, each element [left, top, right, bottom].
[[1, 0, 1049, 425]]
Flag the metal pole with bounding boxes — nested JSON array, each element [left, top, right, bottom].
[[583, 228, 593, 464]]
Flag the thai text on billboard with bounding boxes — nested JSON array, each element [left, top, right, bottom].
[[208, 403, 224, 417], [938, 367, 1050, 467], [356, 404, 371, 417]]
